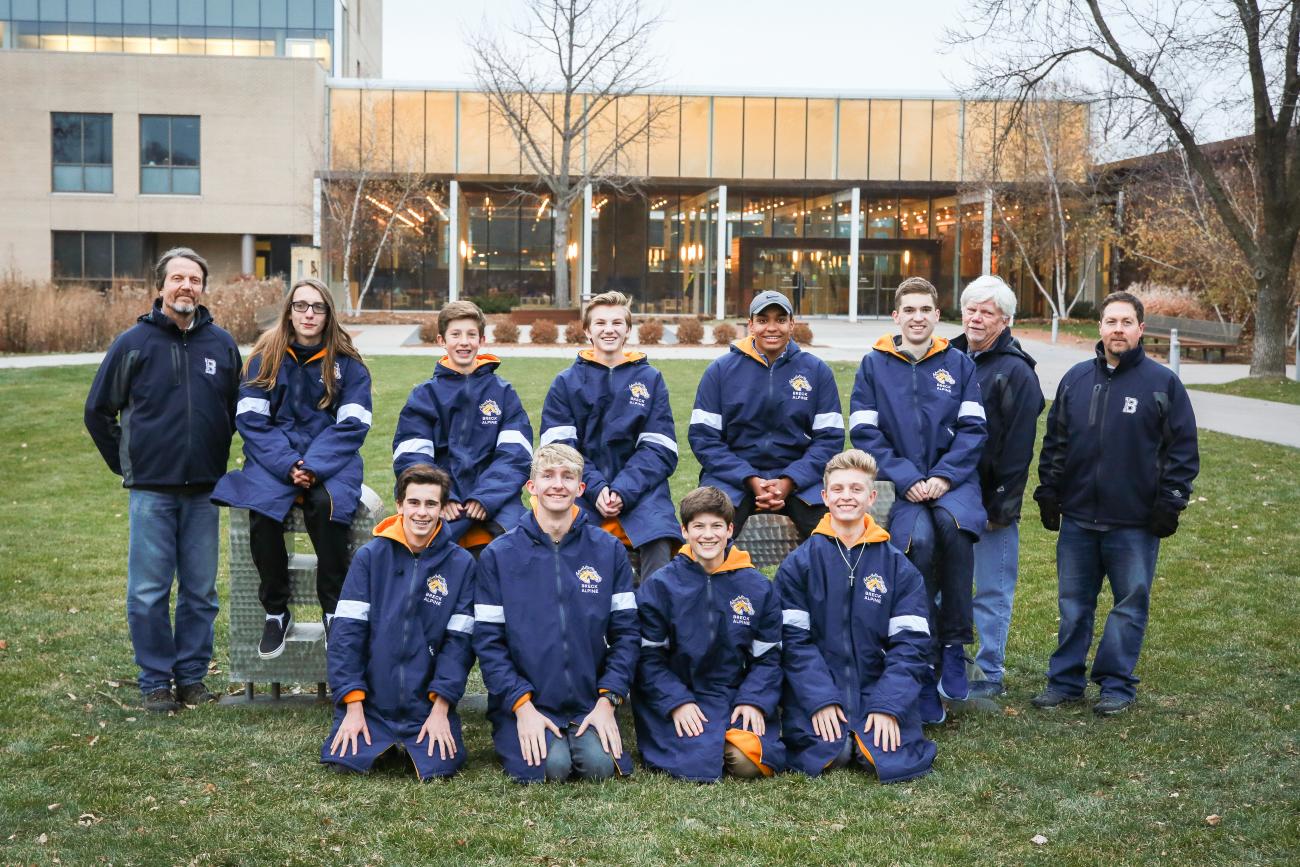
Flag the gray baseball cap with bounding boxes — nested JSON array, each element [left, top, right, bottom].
[[749, 290, 794, 317]]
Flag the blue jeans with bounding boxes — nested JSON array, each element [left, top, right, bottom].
[[545, 725, 617, 782], [972, 521, 1021, 684], [1046, 520, 1160, 701], [127, 489, 220, 695]]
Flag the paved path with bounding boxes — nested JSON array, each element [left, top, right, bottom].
[[5, 317, 1297, 448]]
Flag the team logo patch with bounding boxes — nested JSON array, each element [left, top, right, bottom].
[[629, 382, 650, 407], [730, 594, 754, 625], [1122, 396, 1138, 414], [933, 369, 955, 393], [479, 399, 502, 425], [863, 573, 888, 604], [334, 362, 343, 382], [576, 564, 603, 593], [204, 357, 216, 375], [424, 574, 448, 605], [789, 374, 812, 400]]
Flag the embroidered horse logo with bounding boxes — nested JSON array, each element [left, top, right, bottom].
[[730, 595, 755, 616], [789, 374, 812, 394], [426, 575, 448, 597], [479, 399, 502, 418], [576, 565, 603, 586]]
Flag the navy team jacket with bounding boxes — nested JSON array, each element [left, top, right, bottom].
[[850, 334, 988, 548], [633, 546, 786, 782], [1037, 342, 1199, 527], [323, 515, 478, 776], [473, 508, 640, 782], [540, 350, 682, 547], [85, 302, 240, 489], [212, 345, 372, 524], [392, 355, 533, 541], [689, 337, 844, 506], [778, 514, 936, 783]]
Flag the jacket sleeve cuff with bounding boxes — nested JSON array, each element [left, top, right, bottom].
[[342, 690, 365, 704], [511, 692, 533, 713]]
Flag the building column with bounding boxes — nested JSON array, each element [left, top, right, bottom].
[[715, 185, 727, 320], [241, 234, 255, 276], [448, 179, 461, 301], [848, 187, 861, 322], [582, 183, 593, 304], [981, 188, 993, 275]]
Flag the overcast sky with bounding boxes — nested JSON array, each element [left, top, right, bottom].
[[382, 0, 973, 94]]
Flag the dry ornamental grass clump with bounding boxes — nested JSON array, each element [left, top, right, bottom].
[[491, 318, 519, 343], [564, 320, 586, 344], [675, 317, 704, 345], [530, 319, 559, 344], [204, 277, 284, 343], [712, 321, 737, 345], [792, 321, 815, 345], [1127, 282, 1215, 320], [418, 319, 440, 344]]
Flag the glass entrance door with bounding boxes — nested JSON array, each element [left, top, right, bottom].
[[753, 247, 851, 315], [856, 248, 933, 317]]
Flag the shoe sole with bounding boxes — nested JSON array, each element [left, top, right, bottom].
[[1031, 696, 1086, 710], [937, 683, 970, 702], [1093, 703, 1134, 716], [258, 643, 287, 660]]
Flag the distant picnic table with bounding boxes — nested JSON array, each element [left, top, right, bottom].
[[1144, 314, 1243, 362]]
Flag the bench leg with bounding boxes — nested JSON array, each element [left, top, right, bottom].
[[271, 682, 281, 701], [244, 682, 255, 701], [317, 682, 328, 702]]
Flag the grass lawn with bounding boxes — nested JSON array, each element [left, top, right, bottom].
[[1, 356, 1297, 865], [1189, 377, 1300, 406]]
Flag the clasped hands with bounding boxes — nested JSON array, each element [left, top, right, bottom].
[[904, 476, 951, 504], [748, 476, 795, 512]]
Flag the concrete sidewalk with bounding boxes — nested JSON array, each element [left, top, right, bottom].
[[5, 316, 1297, 448]]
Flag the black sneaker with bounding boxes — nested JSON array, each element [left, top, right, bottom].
[[176, 681, 217, 706], [1093, 695, 1135, 716], [1031, 687, 1086, 709], [143, 687, 181, 713], [258, 611, 292, 659]]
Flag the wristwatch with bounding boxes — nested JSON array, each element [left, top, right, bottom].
[[600, 691, 624, 708]]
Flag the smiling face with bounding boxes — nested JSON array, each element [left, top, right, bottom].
[[398, 482, 444, 549], [1099, 300, 1145, 366], [526, 461, 585, 517], [159, 256, 205, 324], [892, 291, 941, 351], [585, 303, 631, 357], [289, 284, 327, 346], [437, 317, 484, 374], [749, 306, 794, 358], [682, 512, 732, 566], [961, 297, 1008, 352], [822, 467, 877, 525]]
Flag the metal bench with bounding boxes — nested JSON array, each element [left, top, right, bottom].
[[735, 481, 895, 569], [224, 485, 386, 703], [1144, 314, 1243, 362]]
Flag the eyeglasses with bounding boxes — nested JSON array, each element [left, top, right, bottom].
[[291, 301, 328, 314]]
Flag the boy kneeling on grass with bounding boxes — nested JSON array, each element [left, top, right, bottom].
[[321, 464, 477, 781], [778, 449, 937, 782], [473, 444, 639, 783], [633, 486, 786, 782]]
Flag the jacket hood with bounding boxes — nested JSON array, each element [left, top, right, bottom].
[[871, 332, 949, 363], [520, 499, 590, 544], [680, 543, 755, 574], [435, 353, 501, 377], [730, 334, 798, 368], [811, 512, 891, 546], [286, 344, 328, 364], [372, 513, 445, 554], [577, 349, 648, 367], [142, 299, 214, 333], [1093, 339, 1146, 373], [951, 329, 1038, 369]]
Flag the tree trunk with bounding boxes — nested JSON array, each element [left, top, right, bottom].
[[553, 212, 572, 309], [1250, 255, 1291, 377]]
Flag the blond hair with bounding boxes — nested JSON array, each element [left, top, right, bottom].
[[823, 449, 879, 488], [582, 290, 634, 330], [437, 299, 486, 336], [531, 443, 584, 479]]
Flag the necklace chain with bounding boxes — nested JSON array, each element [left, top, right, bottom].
[[835, 535, 866, 583]]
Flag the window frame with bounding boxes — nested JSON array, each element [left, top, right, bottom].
[[51, 111, 113, 194], [138, 113, 201, 195]]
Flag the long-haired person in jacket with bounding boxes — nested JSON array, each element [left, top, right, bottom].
[[950, 276, 1044, 699], [540, 291, 682, 583], [213, 278, 372, 659], [323, 464, 477, 781], [85, 248, 240, 713], [1031, 292, 1199, 717]]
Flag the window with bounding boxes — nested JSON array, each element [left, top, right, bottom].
[[139, 114, 199, 194], [51, 231, 147, 286], [52, 112, 112, 192]]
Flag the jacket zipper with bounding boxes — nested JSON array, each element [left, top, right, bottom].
[[1089, 375, 1110, 523], [842, 564, 858, 719], [397, 550, 419, 716], [552, 539, 577, 707], [182, 331, 193, 485]]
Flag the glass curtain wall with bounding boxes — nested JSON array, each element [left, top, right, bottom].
[[0, 0, 333, 65], [463, 191, 555, 308]]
